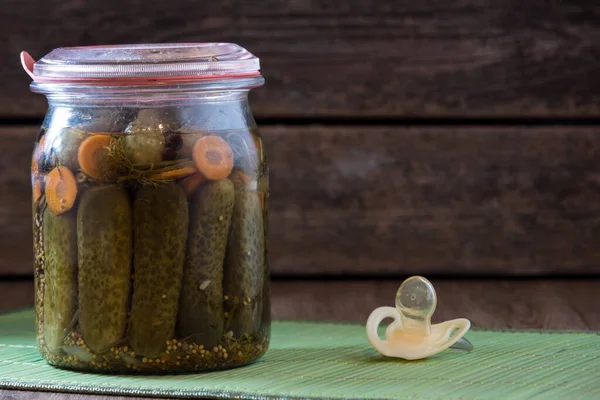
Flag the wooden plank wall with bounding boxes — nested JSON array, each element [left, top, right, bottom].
[[1, 0, 600, 329]]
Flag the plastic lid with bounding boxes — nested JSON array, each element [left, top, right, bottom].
[[21, 43, 261, 83]]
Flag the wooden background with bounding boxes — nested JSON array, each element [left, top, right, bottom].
[[2, 0, 600, 332]]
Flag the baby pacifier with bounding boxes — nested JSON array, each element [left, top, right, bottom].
[[366, 276, 473, 360]]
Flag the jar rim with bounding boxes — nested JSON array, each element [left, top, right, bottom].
[[21, 43, 261, 84]]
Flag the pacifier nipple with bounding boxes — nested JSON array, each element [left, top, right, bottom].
[[395, 276, 436, 335], [366, 275, 473, 360]]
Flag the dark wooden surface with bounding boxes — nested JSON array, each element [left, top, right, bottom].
[[3, 0, 600, 118], [0, 127, 33, 277], [2, 278, 598, 329], [3, 125, 600, 277]]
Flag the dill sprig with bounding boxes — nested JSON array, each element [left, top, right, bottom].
[[106, 136, 195, 186]]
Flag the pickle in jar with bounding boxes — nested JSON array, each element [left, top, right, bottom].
[[42, 207, 78, 354], [177, 179, 235, 347], [224, 189, 265, 337], [129, 182, 189, 357], [258, 156, 271, 330], [44, 127, 89, 172], [123, 109, 180, 165], [78, 185, 132, 354]]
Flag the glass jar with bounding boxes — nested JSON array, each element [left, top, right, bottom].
[[22, 43, 270, 373]]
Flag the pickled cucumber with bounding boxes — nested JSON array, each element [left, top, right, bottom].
[[124, 111, 163, 165], [258, 161, 271, 330], [78, 185, 132, 354], [48, 127, 89, 171], [131, 108, 179, 131], [33, 200, 44, 343], [130, 183, 189, 357], [123, 132, 165, 165], [224, 189, 265, 337], [123, 109, 180, 164], [42, 207, 77, 354], [177, 179, 235, 347]]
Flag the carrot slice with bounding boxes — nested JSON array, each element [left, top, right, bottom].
[[180, 172, 207, 197], [31, 157, 39, 179], [45, 166, 78, 215], [192, 136, 234, 180], [77, 134, 114, 180], [32, 179, 42, 204], [32, 135, 46, 178], [32, 157, 42, 204], [31, 139, 45, 204], [151, 166, 197, 180]]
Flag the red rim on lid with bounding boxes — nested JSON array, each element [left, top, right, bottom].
[[20, 43, 261, 84]]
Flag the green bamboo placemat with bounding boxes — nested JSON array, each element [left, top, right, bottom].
[[1, 310, 599, 399]]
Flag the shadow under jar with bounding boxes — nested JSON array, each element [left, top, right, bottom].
[[23, 43, 270, 373]]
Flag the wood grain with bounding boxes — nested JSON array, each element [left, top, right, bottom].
[[3, 0, 600, 118], [0, 281, 33, 314], [1, 279, 598, 330], [0, 127, 33, 277], [267, 125, 600, 276], [273, 279, 600, 330], [3, 125, 600, 276]]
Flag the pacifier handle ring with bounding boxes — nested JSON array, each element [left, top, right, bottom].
[[366, 306, 400, 357], [432, 318, 471, 350]]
